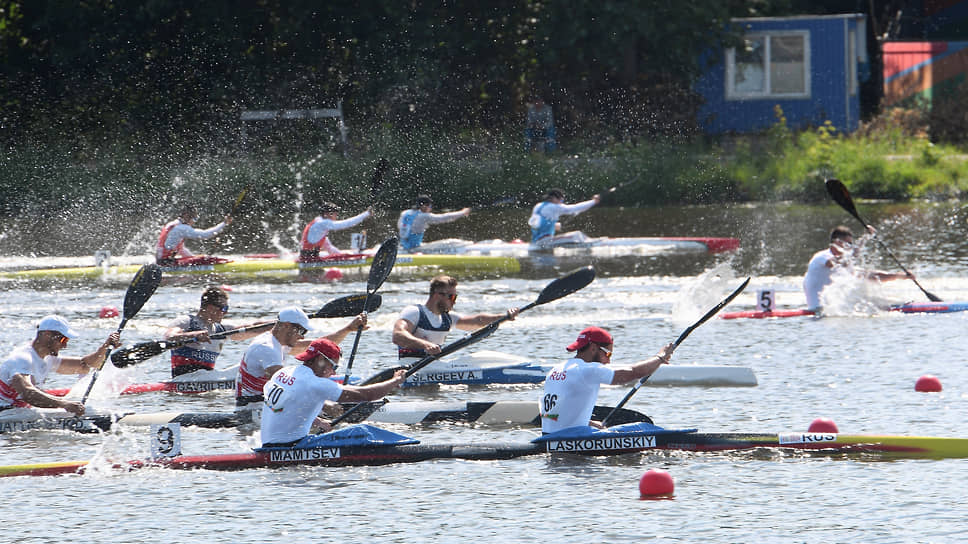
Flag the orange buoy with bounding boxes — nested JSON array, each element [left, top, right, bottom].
[[915, 375, 942, 392], [808, 418, 839, 433], [639, 469, 675, 498]]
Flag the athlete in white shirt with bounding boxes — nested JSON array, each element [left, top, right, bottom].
[[0, 315, 120, 417], [539, 326, 675, 433], [235, 306, 366, 408], [260, 337, 405, 447], [156, 205, 231, 264], [391, 275, 518, 358], [803, 226, 911, 311], [299, 202, 372, 260]]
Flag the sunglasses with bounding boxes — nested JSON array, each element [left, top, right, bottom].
[[321, 355, 339, 372], [292, 324, 308, 336], [220, 305, 229, 313], [598, 345, 613, 358], [436, 292, 458, 303]]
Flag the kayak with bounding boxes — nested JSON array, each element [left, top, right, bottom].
[[4, 421, 966, 477], [46, 351, 757, 397], [0, 409, 254, 434], [720, 301, 968, 320], [408, 236, 740, 255], [0, 402, 651, 434], [0, 253, 520, 282]]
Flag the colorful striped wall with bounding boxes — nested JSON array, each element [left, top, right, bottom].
[[883, 41, 968, 106]]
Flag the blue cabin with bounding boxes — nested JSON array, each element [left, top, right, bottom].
[[695, 14, 868, 135]]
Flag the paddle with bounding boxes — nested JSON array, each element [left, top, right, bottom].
[[340, 237, 398, 385], [369, 157, 389, 199], [210, 184, 251, 250], [471, 195, 518, 211], [81, 264, 164, 404], [600, 276, 750, 427], [110, 293, 382, 368], [825, 178, 941, 302], [332, 266, 597, 426]]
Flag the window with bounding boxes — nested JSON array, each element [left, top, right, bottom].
[[726, 32, 810, 99]]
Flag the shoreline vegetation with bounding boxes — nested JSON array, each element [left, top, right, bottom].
[[2, 107, 967, 256]]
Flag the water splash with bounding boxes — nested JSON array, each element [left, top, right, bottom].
[[670, 263, 740, 326]]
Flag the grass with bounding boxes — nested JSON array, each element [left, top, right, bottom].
[[3, 108, 968, 233]]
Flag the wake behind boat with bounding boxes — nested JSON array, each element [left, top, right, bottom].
[[5, 421, 967, 478], [406, 236, 740, 256]]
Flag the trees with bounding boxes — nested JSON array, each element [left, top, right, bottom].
[[1, 0, 902, 147]]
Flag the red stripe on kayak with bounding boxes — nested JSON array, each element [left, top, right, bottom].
[[663, 237, 740, 253], [720, 309, 816, 320]]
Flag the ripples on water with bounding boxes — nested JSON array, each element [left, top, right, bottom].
[[2, 202, 967, 542]]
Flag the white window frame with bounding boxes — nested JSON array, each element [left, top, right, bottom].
[[726, 31, 811, 100]]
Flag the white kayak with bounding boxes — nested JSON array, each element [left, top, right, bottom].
[[56, 350, 756, 400], [403, 350, 757, 387], [405, 235, 740, 256]]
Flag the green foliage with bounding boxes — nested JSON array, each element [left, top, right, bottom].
[[0, 1, 759, 146]]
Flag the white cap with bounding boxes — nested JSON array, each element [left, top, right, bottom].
[[277, 306, 311, 330], [37, 315, 79, 339]]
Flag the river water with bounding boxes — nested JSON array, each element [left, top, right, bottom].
[[1, 202, 967, 543]]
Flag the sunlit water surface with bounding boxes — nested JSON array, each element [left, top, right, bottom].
[[2, 202, 967, 543]]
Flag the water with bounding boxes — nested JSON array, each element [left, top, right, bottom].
[[1, 202, 967, 543]]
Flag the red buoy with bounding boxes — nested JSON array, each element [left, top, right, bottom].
[[639, 469, 675, 498], [915, 375, 942, 392], [220, 284, 234, 292], [324, 268, 344, 282], [808, 418, 839, 433], [98, 306, 119, 319]]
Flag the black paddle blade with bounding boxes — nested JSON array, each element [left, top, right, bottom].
[[825, 179, 866, 225], [826, 179, 942, 302], [370, 157, 389, 197], [123, 264, 163, 320], [367, 237, 398, 292], [111, 340, 177, 367], [311, 293, 382, 319], [536, 266, 596, 305]]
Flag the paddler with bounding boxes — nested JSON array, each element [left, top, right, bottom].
[[528, 188, 599, 247], [0, 315, 121, 417], [392, 275, 518, 359], [539, 326, 675, 433], [298, 201, 372, 261], [163, 286, 276, 378], [397, 194, 471, 252], [803, 226, 912, 312], [156, 204, 232, 266], [235, 306, 366, 409], [259, 338, 406, 447]]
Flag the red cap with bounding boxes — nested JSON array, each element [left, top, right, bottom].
[[566, 326, 613, 352], [295, 338, 341, 362]]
